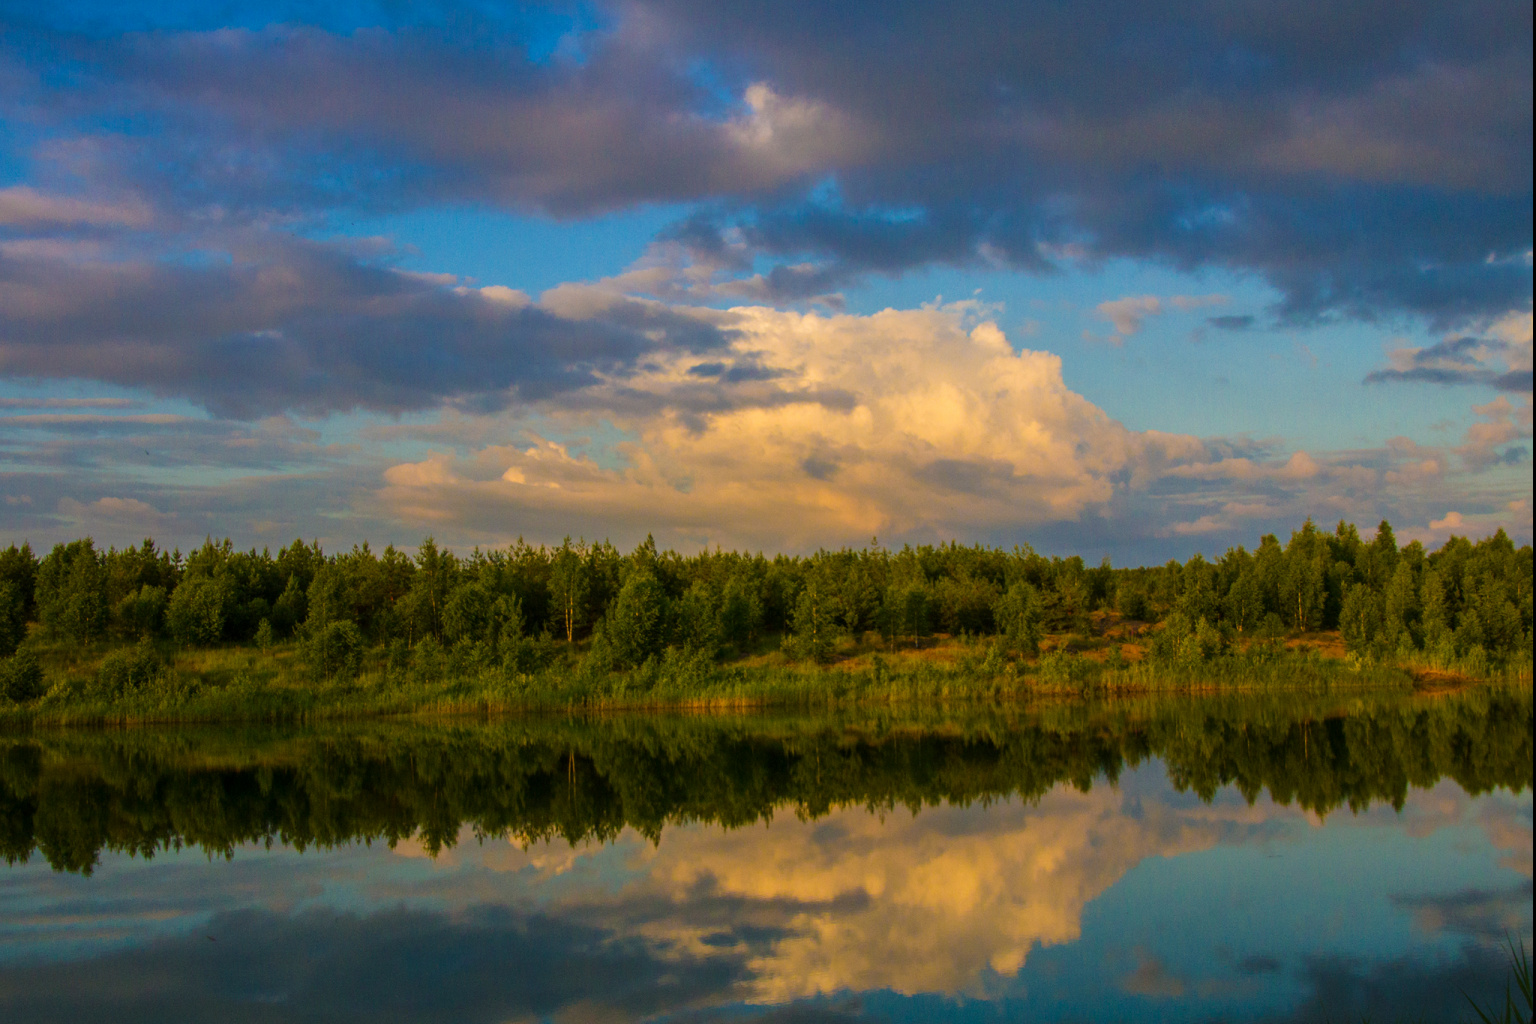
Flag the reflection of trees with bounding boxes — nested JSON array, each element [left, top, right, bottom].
[[0, 687, 1528, 874]]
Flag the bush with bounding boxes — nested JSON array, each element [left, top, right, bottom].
[[0, 648, 45, 702], [302, 620, 364, 680], [1151, 612, 1227, 663], [1035, 650, 1092, 688], [94, 639, 167, 698]]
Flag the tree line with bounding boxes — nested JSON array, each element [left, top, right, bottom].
[[0, 517, 1530, 689]]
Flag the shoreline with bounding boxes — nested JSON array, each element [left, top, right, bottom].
[[2, 631, 1524, 729]]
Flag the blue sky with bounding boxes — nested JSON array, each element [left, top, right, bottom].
[[0, 0, 1530, 561]]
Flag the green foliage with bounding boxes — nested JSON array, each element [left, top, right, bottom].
[[0, 648, 44, 703], [93, 638, 168, 698], [0, 580, 26, 657], [36, 539, 108, 644], [992, 581, 1043, 656], [0, 543, 37, 624], [302, 620, 365, 681], [115, 584, 167, 640], [1152, 612, 1227, 663], [442, 581, 495, 645], [0, 516, 1527, 706], [1340, 582, 1385, 658], [673, 580, 723, 656], [272, 573, 307, 636], [166, 574, 230, 645], [717, 574, 762, 649], [785, 582, 842, 663], [409, 635, 446, 684], [605, 569, 670, 668], [549, 538, 589, 642]]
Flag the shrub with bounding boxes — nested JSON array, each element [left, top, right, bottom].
[[1151, 612, 1227, 663], [0, 648, 45, 702], [94, 639, 167, 698], [302, 620, 364, 680]]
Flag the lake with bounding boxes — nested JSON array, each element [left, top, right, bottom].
[[0, 686, 1530, 1022]]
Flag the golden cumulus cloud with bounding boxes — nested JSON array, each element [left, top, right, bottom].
[[376, 303, 1204, 549]]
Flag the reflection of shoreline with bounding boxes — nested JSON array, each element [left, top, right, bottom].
[[2, 685, 1529, 875], [0, 769, 1529, 1023]]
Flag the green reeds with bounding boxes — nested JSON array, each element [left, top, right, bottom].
[[1466, 938, 1533, 1024]]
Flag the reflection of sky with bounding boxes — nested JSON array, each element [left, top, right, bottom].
[[0, 762, 1529, 1023]]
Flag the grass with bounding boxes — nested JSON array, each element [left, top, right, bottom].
[[1, 621, 1521, 727]]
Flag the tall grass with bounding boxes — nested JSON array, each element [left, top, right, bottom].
[[1466, 939, 1533, 1024], [0, 628, 1468, 727]]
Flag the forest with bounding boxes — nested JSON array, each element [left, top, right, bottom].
[[0, 517, 1530, 716]]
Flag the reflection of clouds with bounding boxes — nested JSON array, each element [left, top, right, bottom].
[[1121, 948, 1186, 998], [1395, 881, 1533, 944], [380, 774, 1534, 1005], [6, 761, 1530, 1021], [413, 775, 1285, 1003], [1477, 799, 1534, 879], [640, 788, 1224, 1001]]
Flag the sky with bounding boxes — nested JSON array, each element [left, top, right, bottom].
[[0, 0, 1530, 563]]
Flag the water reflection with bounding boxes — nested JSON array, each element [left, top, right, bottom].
[[0, 687, 1530, 1022]]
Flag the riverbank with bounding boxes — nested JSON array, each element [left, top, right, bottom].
[[1, 625, 1522, 727]]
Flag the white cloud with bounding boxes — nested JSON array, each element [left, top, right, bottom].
[[1092, 293, 1228, 341], [377, 303, 1207, 548], [1429, 511, 1466, 531]]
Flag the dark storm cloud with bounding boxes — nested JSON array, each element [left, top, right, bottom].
[[638, 0, 1532, 321], [0, 0, 1529, 420], [0, 237, 730, 418]]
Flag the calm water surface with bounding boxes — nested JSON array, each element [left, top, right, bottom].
[[0, 689, 1530, 1022]]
